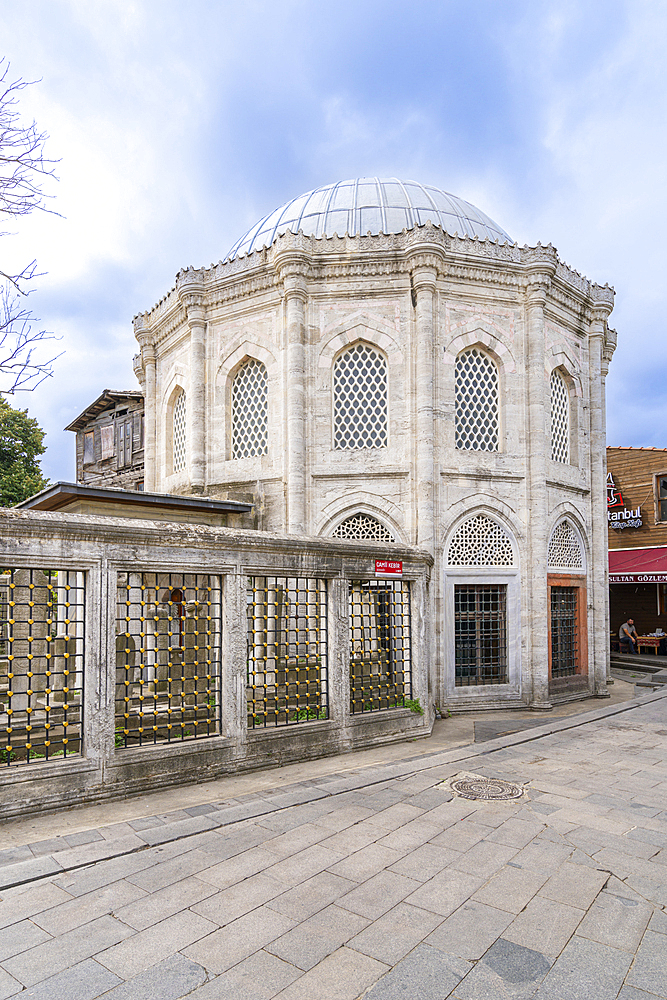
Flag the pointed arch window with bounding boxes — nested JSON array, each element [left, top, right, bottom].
[[455, 348, 499, 451], [232, 359, 268, 459], [548, 518, 584, 571], [172, 390, 187, 473], [331, 513, 395, 542], [550, 369, 570, 463], [333, 344, 388, 450]]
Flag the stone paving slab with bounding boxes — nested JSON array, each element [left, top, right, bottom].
[[0, 691, 666, 998]]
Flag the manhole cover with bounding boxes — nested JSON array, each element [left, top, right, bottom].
[[450, 775, 524, 801]]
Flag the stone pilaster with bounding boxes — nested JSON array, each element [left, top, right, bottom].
[[589, 297, 616, 694], [524, 277, 552, 708], [275, 253, 309, 535], [134, 313, 156, 492], [177, 271, 207, 494], [410, 261, 438, 553]]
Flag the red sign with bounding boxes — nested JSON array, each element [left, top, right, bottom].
[[375, 559, 403, 577]]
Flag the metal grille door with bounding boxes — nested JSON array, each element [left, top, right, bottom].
[[454, 584, 507, 686], [247, 577, 328, 727], [551, 586, 578, 677], [349, 580, 411, 713]]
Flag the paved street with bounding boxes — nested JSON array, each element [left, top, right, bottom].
[[1, 688, 667, 999]]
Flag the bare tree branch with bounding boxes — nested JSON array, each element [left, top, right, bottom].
[[0, 284, 62, 395], [0, 58, 60, 228], [0, 58, 62, 391]]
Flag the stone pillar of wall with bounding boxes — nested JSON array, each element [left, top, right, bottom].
[[135, 336, 158, 492], [525, 279, 551, 708], [276, 254, 309, 535], [178, 272, 207, 494], [589, 300, 616, 694], [410, 262, 437, 553]]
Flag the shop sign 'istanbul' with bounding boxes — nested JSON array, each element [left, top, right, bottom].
[[607, 473, 643, 530]]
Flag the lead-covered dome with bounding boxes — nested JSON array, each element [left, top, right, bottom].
[[226, 177, 512, 260]]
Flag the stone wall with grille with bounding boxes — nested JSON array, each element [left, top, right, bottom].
[[0, 508, 432, 819]]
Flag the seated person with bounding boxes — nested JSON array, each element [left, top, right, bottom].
[[619, 619, 638, 653]]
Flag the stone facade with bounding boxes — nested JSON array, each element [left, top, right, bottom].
[[132, 194, 617, 711]]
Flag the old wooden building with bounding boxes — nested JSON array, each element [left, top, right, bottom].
[[65, 389, 145, 490]]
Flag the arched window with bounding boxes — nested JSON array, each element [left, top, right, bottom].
[[232, 359, 268, 459], [447, 513, 514, 567], [548, 518, 584, 571], [333, 343, 388, 450], [550, 369, 570, 463], [455, 348, 499, 451], [331, 513, 395, 542], [172, 391, 187, 473], [446, 513, 514, 688]]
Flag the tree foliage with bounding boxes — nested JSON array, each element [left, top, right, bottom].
[[0, 396, 48, 505], [0, 58, 61, 394]]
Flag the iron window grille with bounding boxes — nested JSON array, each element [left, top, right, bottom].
[[349, 580, 412, 713], [331, 513, 395, 542], [172, 392, 187, 473], [247, 576, 328, 728], [550, 369, 570, 463], [550, 586, 578, 677], [115, 572, 221, 748], [454, 584, 508, 686], [455, 348, 499, 451], [333, 344, 388, 450], [232, 359, 269, 459], [0, 567, 85, 765]]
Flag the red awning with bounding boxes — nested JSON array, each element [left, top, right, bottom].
[[609, 547, 667, 583]]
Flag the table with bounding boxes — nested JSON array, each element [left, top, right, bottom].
[[637, 636, 663, 654]]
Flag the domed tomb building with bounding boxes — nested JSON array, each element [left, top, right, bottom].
[[133, 178, 617, 710]]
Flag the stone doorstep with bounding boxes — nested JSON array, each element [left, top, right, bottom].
[[1, 687, 665, 892]]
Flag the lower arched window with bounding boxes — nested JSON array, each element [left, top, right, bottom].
[[172, 391, 186, 473]]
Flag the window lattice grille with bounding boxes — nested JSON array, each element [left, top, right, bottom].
[[548, 520, 583, 570], [1, 568, 85, 766], [455, 348, 499, 451], [172, 391, 187, 473], [333, 344, 388, 450], [447, 514, 514, 566], [247, 577, 328, 728], [115, 573, 221, 748], [332, 514, 395, 542], [550, 369, 570, 463], [232, 359, 268, 459], [349, 580, 412, 714]]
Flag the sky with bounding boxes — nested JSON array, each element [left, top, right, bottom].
[[1, 0, 666, 481]]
